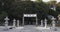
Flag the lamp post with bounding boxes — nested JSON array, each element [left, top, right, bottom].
[[51, 17, 57, 31], [13, 19, 16, 27], [4, 16, 9, 30]]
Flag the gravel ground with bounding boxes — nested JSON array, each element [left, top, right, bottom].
[[0, 25, 60, 32]]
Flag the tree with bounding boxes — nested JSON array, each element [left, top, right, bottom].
[[2, 0, 50, 19], [0, 11, 8, 25], [35, 0, 42, 3], [0, 0, 59, 25], [56, 2, 60, 14]]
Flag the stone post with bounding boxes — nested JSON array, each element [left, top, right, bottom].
[[41, 20, 43, 27], [17, 20, 19, 27], [44, 19, 47, 28]]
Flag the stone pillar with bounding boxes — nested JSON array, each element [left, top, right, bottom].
[[36, 14, 38, 26], [4, 16, 9, 29], [17, 20, 19, 27], [13, 19, 16, 27], [41, 20, 43, 27], [22, 16, 24, 26], [44, 19, 47, 28]]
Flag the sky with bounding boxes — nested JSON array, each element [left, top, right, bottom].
[[31, 0, 60, 3]]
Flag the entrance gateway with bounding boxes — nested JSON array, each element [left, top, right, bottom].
[[22, 14, 38, 26]]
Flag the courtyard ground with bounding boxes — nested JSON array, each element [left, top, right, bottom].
[[0, 25, 60, 32]]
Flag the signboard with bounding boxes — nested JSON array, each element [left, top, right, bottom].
[[24, 14, 37, 17]]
